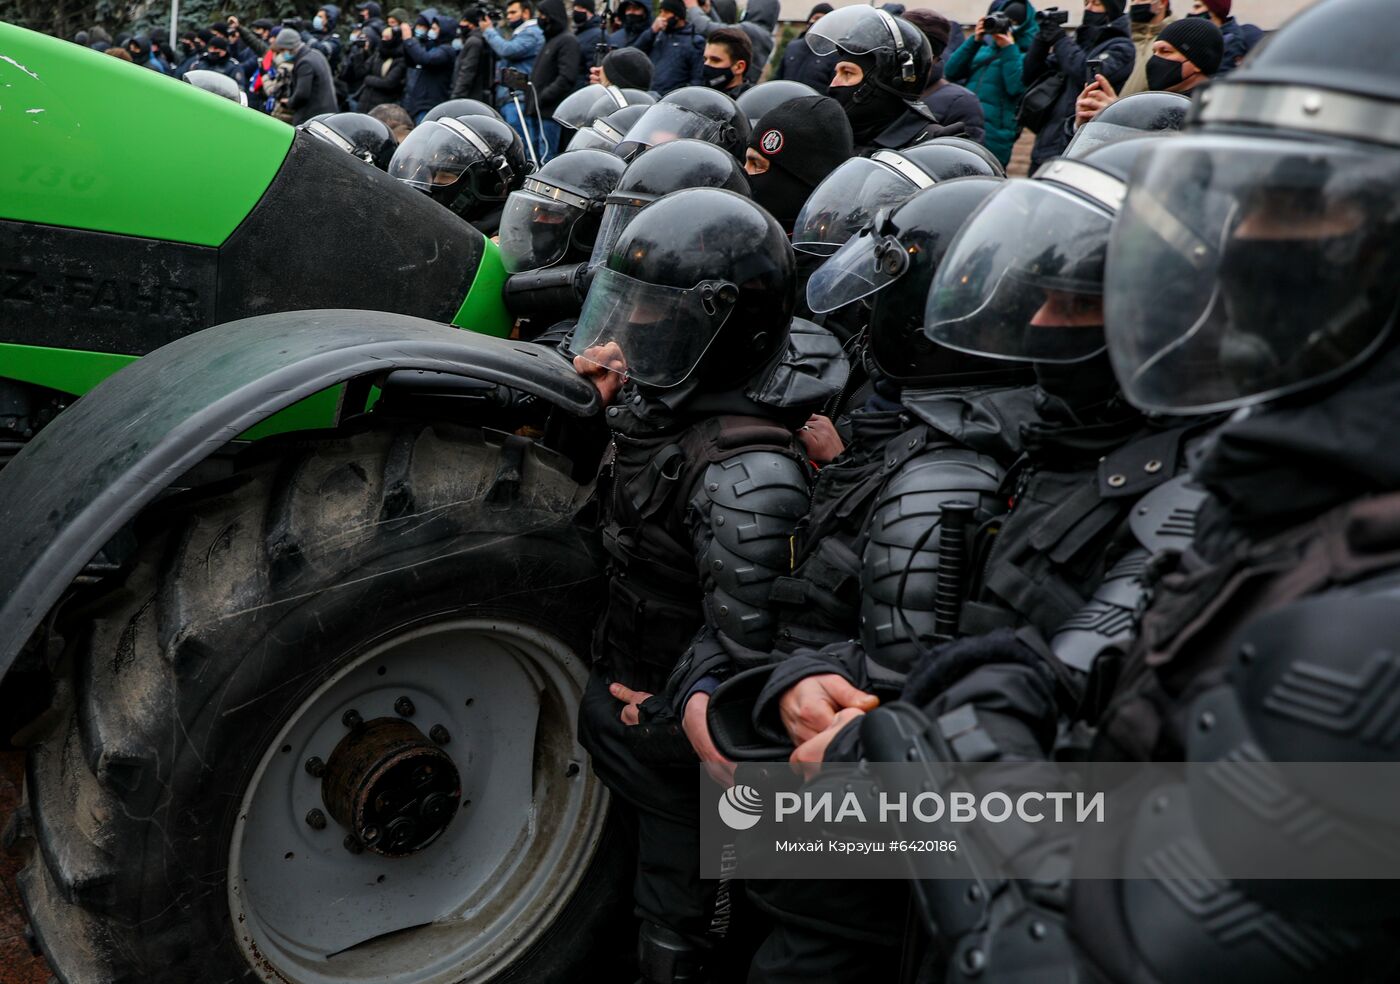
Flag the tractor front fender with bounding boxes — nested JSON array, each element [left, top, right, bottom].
[[0, 310, 600, 678]]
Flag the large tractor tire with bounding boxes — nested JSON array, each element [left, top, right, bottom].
[[9, 422, 629, 984]]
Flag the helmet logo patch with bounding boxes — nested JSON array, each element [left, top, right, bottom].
[[760, 129, 784, 155]]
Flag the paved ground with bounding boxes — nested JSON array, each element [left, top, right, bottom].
[[1, 750, 50, 984]]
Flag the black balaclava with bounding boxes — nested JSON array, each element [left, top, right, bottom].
[[748, 94, 855, 231], [827, 52, 905, 143]]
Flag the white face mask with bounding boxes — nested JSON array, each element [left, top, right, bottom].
[[313, 14, 326, 30], [429, 28, 440, 39], [452, 36, 464, 48]]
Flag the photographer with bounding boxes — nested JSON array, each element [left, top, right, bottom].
[[451, 9, 493, 101], [1022, 0, 1135, 169], [945, 2, 1037, 166], [1074, 15, 1220, 124], [356, 24, 408, 110], [482, 1, 545, 106], [635, 0, 706, 94], [402, 13, 458, 121]]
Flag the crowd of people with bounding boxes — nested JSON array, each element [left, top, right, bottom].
[[69, 0, 1261, 165], [64, 2, 1379, 983]]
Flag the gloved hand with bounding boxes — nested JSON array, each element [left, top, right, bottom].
[[1037, 17, 1065, 45]]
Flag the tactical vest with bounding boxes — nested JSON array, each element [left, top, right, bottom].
[[768, 409, 960, 655], [593, 408, 808, 694], [960, 423, 1199, 641], [1094, 489, 1400, 762]]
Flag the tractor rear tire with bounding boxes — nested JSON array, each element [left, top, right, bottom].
[[11, 422, 629, 984]]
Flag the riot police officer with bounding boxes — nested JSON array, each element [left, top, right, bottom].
[[387, 114, 530, 232], [567, 188, 846, 984], [614, 85, 753, 162], [804, 4, 966, 155], [299, 111, 399, 168]]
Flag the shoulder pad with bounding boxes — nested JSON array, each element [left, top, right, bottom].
[[697, 451, 810, 646], [1049, 548, 1146, 674], [1097, 426, 1188, 499], [1127, 476, 1209, 556]]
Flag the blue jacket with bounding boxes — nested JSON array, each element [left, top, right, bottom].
[[575, 15, 605, 89], [944, 1, 1039, 165], [1215, 15, 1250, 77], [484, 18, 545, 104], [403, 31, 458, 115], [1022, 12, 1134, 166], [635, 21, 705, 95], [774, 29, 838, 90]]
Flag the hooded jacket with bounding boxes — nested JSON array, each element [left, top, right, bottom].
[[356, 34, 408, 109], [635, 16, 706, 94], [944, 0, 1039, 165], [1022, 11, 1135, 167], [738, 0, 780, 82], [403, 11, 458, 115], [530, 0, 582, 117], [607, 0, 654, 50]]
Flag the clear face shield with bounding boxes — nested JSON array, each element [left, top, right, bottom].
[[614, 103, 729, 159], [587, 193, 653, 269], [925, 178, 1116, 365], [1104, 135, 1400, 414], [496, 177, 596, 273], [563, 267, 740, 389], [791, 152, 928, 256]]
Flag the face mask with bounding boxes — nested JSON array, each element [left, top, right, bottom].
[[507, 16, 524, 27], [573, 9, 590, 25], [313, 14, 326, 30], [828, 81, 902, 141], [429, 28, 440, 39], [1187, 10, 1210, 17], [1130, 3, 1155, 22], [664, 16, 682, 31], [453, 36, 464, 48], [207, 49, 227, 61], [415, 26, 428, 37], [624, 12, 647, 29], [702, 62, 734, 89], [1081, 11, 1109, 27], [747, 168, 809, 232], [1145, 54, 1184, 90]]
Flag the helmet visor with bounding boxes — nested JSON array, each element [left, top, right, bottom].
[[553, 84, 613, 129], [1064, 123, 1162, 161], [388, 121, 483, 191], [805, 223, 911, 314], [567, 125, 619, 153], [792, 156, 921, 256], [1105, 136, 1400, 414], [615, 103, 723, 158], [588, 197, 649, 268], [497, 181, 590, 273], [805, 4, 899, 57], [926, 179, 1113, 364], [186, 69, 247, 105], [565, 267, 740, 389]]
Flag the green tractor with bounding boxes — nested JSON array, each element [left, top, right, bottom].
[[0, 23, 629, 983]]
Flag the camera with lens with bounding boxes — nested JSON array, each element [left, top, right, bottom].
[[1036, 7, 1070, 27], [502, 67, 532, 92], [477, 3, 505, 22], [984, 11, 1013, 35]]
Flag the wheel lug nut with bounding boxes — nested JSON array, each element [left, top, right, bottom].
[[304, 756, 326, 778], [344, 834, 364, 854], [361, 826, 382, 846], [343, 708, 363, 729], [429, 724, 451, 745], [394, 696, 416, 717], [305, 809, 327, 830]]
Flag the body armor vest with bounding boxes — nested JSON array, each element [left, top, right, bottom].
[[594, 407, 807, 693]]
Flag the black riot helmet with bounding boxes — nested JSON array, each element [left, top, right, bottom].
[[1103, 0, 1400, 415], [793, 138, 1003, 256], [926, 139, 1155, 367], [185, 69, 249, 106], [565, 188, 794, 395], [615, 85, 752, 162], [1064, 90, 1190, 160], [497, 149, 627, 273], [589, 139, 750, 268], [388, 115, 530, 219], [806, 4, 932, 141], [300, 112, 398, 169], [421, 98, 505, 123], [553, 84, 657, 130], [566, 104, 652, 154], [808, 176, 1029, 388], [736, 79, 818, 127]]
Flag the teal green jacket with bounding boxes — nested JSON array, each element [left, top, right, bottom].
[[944, 2, 1039, 165]]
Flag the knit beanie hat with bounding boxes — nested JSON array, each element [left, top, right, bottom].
[[604, 47, 654, 90], [273, 27, 302, 49], [1200, 0, 1231, 18], [1159, 16, 1225, 75]]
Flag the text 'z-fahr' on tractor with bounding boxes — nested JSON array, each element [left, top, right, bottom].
[[0, 23, 633, 984]]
